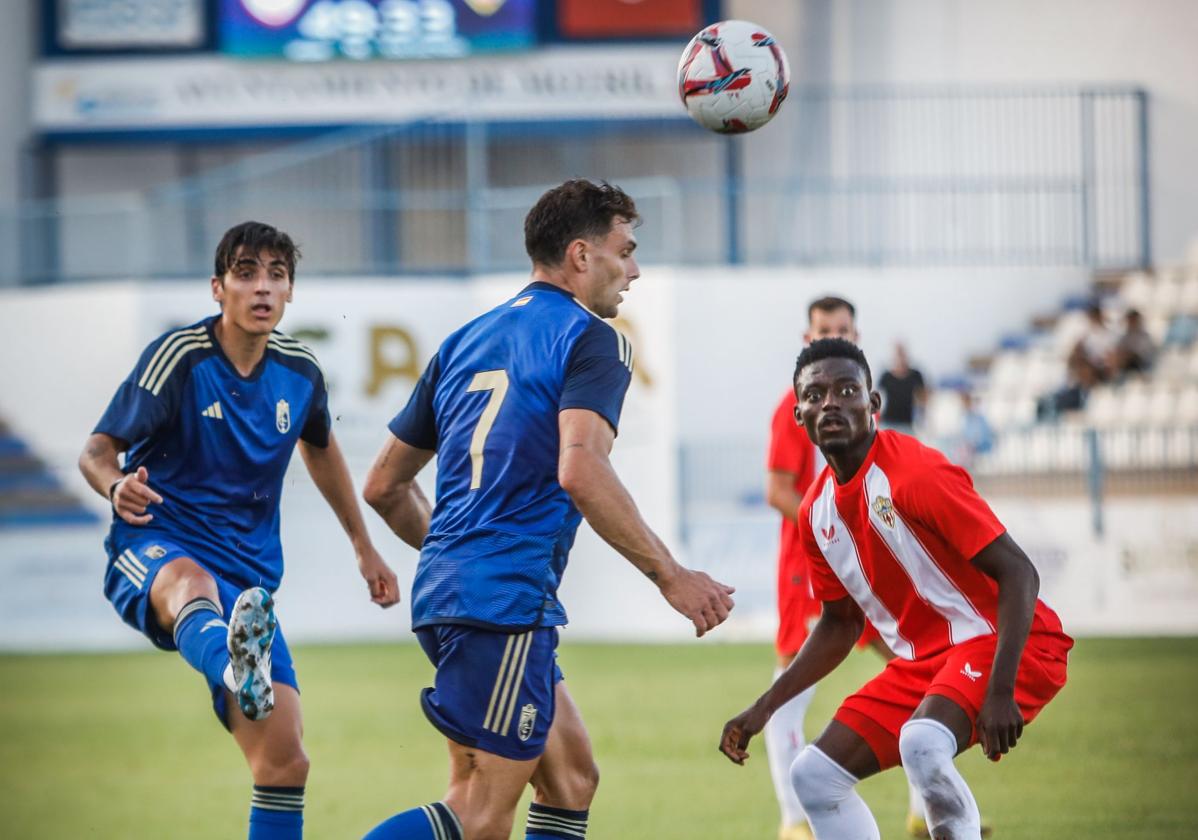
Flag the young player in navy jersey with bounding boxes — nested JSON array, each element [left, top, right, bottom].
[[360, 180, 737, 840], [78, 221, 400, 840]]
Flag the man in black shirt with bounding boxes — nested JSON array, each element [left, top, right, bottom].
[[879, 342, 927, 431]]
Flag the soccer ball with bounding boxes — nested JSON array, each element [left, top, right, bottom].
[[677, 20, 790, 134]]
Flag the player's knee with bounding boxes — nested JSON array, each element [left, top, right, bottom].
[[251, 748, 310, 786], [151, 557, 219, 631], [790, 745, 855, 813], [898, 718, 955, 786]]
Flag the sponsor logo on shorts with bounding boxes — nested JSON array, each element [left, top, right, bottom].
[[961, 662, 983, 681], [518, 703, 538, 741], [872, 495, 897, 528], [145, 545, 167, 560]]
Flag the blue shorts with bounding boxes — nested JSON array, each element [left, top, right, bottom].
[[102, 534, 298, 727], [416, 624, 563, 761]]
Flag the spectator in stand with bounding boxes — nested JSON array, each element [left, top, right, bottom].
[[1067, 302, 1117, 383], [878, 342, 927, 434], [1113, 308, 1157, 377], [954, 391, 995, 469]]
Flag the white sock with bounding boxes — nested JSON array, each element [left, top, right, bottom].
[[764, 667, 815, 827], [791, 745, 881, 840], [907, 774, 925, 820], [899, 718, 981, 840]]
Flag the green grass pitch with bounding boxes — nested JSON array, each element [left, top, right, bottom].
[[2, 637, 1196, 838]]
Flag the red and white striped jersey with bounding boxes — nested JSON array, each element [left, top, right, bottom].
[[799, 430, 1066, 661]]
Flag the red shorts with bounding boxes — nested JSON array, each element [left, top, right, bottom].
[[833, 631, 1071, 770], [776, 557, 886, 657], [776, 555, 822, 656]]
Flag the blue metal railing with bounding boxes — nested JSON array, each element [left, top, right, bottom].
[[2, 85, 1150, 284]]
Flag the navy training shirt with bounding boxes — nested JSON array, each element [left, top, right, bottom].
[[94, 315, 330, 591], [389, 282, 635, 630]]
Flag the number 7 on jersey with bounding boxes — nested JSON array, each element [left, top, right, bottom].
[[466, 369, 509, 490]]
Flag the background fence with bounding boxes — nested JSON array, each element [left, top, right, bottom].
[[5, 85, 1149, 285]]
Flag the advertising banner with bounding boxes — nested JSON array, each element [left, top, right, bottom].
[[33, 46, 682, 131], [219, 0, 536, 61]]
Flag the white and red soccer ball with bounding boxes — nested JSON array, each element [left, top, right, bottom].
[[677, 19, 791, 134]]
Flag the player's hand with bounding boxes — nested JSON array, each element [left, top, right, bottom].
[[976, 688, 1023, 761], [111, 466, 163, 526], [358, 545, 401, 608], [719, 702, 769, 765], [658, 567, 736, 637]]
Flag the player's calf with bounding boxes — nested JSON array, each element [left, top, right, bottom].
[[229, 587, 278, 721]]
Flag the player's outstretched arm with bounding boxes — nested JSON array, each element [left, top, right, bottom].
[[765, 469, 804, 523], [299, 432, 401, 608], [362, 433, 434, 552], [970, 532, 1040, 760], [78, 432, 162, 526], [557, 408, 735, 637], [720, 596, 864, 765]]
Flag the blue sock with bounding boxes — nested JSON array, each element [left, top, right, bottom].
[[249, 786, 304, 840], [363, 802, 462, 840], [173, 597, 231, 690], [525, 803, 589, 839]]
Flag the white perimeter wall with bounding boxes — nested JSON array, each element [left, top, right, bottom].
[[1, 266, 1194, 651]]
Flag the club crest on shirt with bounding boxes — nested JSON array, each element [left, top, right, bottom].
[[872, 495, 896, 528], [276, 399, 291, 434], [518, 703, 537, 741]]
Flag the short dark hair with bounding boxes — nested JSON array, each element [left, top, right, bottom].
[[807, 296, 856, 323], [213, 221, 301, 281], [795, 338, 873, 389], [523, 179, 639, 267]]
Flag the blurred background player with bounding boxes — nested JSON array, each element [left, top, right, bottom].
[[767, 297, 987, 838], [77, 221, 400, 840], [724, 339, 1072, 840], [359, 180, 736, 840], [878, 342, 927, 435]]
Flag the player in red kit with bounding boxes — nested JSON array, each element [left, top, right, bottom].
[[766, 298, 968, 840], [726, 339, 1071, 840]]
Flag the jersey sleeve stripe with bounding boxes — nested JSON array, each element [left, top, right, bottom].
[[137, 326, 207, 389], [145, 339, 213, 395]]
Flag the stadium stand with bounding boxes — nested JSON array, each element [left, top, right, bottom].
[[0, 417, 97, 528], [925, 257, 1198, 484]]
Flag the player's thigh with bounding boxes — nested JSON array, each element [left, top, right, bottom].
[[529, 681, 598, 809], [445, 739, 539, 840], [229, 683, 307, 785]]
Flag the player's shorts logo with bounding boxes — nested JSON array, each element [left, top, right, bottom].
[[961, 662, 983, 681], [145, 545, 167, 560], [276, 399, 291, 434], [518, 703, 537, 741], [872, 495, 896, 529]]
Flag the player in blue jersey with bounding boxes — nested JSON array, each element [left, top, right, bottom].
[[77, 221, 400, 840], [359, 180, 737, 840]]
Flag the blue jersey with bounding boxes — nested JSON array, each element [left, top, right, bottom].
[[389, 282, 634, 631], [94, 315, 330, 591]]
